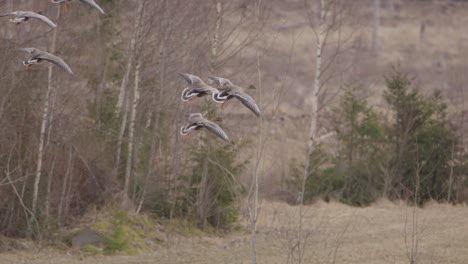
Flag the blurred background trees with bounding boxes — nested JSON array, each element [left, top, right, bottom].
[[0, 0, 467, 240]]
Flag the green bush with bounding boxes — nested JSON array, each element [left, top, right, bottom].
[[289, 68, 466, 206], [384, 69, 461, 203], [161, 136, 247, 230], [102, 219, 129, 254]]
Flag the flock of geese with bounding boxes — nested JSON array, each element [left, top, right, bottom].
[[179, 73, 261, 143], [2, 1, 260, 144], [1, 0, 105, 74]]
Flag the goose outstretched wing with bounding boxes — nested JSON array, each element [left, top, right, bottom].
[[79, 0, 105, 14], [18, 48, 73, 74], [202, 121, 230, 143], [233, 92, 261, 117], [37, 53, 73, 74], [0, 11, 21, 17], [208, 76, 233, 89], [2, 12, 57, 28], [17, 47, 41, 55], [26, 11, 57, 28], [179, 73, 204, 87]]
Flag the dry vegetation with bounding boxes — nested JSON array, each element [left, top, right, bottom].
[[1, 0, 468, 263], [2, 200, 468, 263]]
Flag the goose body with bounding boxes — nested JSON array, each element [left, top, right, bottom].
[[18, 48, 73, 74], [209, 76, 261, 117], [0, 11, 57, 28], [180, 113, 230, 143], [178, 73, 223, 103]]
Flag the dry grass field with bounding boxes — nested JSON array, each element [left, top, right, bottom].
[[2, 199, 468, 264]]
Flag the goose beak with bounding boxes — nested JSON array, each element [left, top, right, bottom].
[[63, 2, 68, 12]]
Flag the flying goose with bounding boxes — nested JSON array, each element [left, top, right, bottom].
[[180, 113, 230, 143], [209, 76, 261, 117], [0, 11, 57, 28], [178, 73, 224, 103], [18, 48, 73, 74], [51, 0, 105, 15]]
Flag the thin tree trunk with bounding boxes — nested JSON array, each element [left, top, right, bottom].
[[123, 57, 141, 198], [137, 39, 169, 214], [116, 1, 145, 112], [58, 147, 73, 225], [6, 168, 38, 240], [31, 6, 61, 221], [115, 1, 146, 183], [249, 2, 264, 263], [299, 0, 326, 262], [64, 158, 74, 221], [447, 141, 455, 202], [372, 0, 380, 56], [21, 172, 32, 233], [194, 0, 223, 229], [139, 24, 171, 213], [96, 55, 110, 121], [44, 153, 57, 228], [6, 0, 13, 39], [302, 0, 326, 202], [197, 157, 210, 228], [249, 48, 263, 264], [115, 97, 128, 176], [209, 1, 222, 74]]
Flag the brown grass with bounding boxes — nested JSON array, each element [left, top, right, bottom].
[[2, 200, 468, 264]]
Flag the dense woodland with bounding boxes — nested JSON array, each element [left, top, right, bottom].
[[0, 0, 467, 242]]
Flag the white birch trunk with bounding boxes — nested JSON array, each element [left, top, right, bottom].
[[115, 1, 145, 183], [298, 1, 326, 262], [249, 48, 263, 264], [249, 2, 264, 263], [31, 7, 60, 218], [116, 1, 145, 112], [303, 0, 325, 174], [123, 57, 141, 197]]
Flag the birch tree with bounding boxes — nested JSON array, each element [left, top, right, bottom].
[[31, 6, 61, 228], [115, 1, 146, 182], [116, 1, 145, 112], [294, 0, 357, 262], [123, 56, 141, 199]]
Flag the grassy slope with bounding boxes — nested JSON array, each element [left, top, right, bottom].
[[2, 200, 468, 263]]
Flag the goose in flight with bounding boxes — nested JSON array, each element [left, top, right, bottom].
[[51, 0, 105, 15], [180, 113, 230, 143], [209, 76, 261, 117], [178, 73, 224, 103], [0, 11, 57, 28], [18, 48, 73, 74]]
